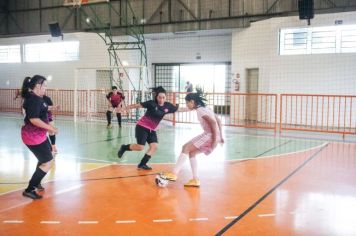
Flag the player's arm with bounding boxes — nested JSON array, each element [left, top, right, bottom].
[[125, 103, 143, 110], [202, 115, 218, 148], [14, 90, 20, 100], [48, 104, 60, 111], [30, 118, 57, 134], [177, 107, 190, 112]]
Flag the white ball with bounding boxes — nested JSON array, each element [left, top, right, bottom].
[[155, 174, 169, 187]]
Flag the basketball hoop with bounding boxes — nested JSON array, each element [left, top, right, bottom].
[[63, 0, 82, 8], [63, 0, 108, 8]]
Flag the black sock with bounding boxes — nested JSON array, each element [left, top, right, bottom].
[[123, 144, 131, 151], [116, 113, 122, 126], [138, 154, 151, 166], [26, 167, 47, 192], [106, 111, 112, 124], [49, 135, 56, 145]]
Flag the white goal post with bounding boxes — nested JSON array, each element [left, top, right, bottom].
[[73, 66, 149, 123]]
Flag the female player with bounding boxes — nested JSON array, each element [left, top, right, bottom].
[[43, 94, 60, 154], [162, 89, 224, 187], [106, 86, 125, 128], [117, 86, 178, 170], [21, 75, 57, 199]]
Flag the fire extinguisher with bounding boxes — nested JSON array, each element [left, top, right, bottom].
[[233, 73, 240, 91]]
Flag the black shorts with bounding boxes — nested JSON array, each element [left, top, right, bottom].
[[26, 139, 53, 164], [111, 104, 122, 108], [135, 125, 158, 145]]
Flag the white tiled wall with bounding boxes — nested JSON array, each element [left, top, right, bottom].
[[0, 32, 108, 89], [231, 11, 356, 95], [0, 32, 232, 90]]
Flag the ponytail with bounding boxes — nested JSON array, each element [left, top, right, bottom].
[[21, 75, 46, 98], [21, 77, 32, 98], [185, 87, 207, 107]]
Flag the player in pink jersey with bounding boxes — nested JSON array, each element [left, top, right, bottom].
[[162, 88, 224, 187], [20, 75, 58, 199], [117, 86, 178, 170], [106, 86, 125, 128]]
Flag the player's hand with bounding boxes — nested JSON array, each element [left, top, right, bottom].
[[49, 126, 58, 135], [54, 104, 60, 111]]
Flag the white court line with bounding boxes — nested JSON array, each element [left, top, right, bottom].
[[224, 216, 239, 220], [40, 221, 60, 224], [258, 213, 276, 217], [189, 218, 209, 221], [289, 211, 305, 215], [3, 220, 24, 224], [0, 186, 28, 196], [227, 142, 328, 163], [59, 155, 114, 164], [78, 221, 98, 224], [115, 220, 136, 224], [0, 200, 32, 214], [55, 184, 83, 195], [153, 219, 173, 223]]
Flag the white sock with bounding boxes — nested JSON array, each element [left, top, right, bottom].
[[173, 153, 188, 175], [189, 157, 198, 180]]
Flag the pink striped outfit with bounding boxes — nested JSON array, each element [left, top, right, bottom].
[[190, 106, 222, 155]]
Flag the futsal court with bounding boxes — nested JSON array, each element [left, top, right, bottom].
[[0, 113, 355, 235]]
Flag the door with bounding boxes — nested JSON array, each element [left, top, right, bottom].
[[245, 68, 259, 122]]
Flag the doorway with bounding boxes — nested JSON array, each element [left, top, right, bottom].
[[245, 68, 259, 122]]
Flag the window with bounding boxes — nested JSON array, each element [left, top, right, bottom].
[[341, 28, 356, 53], [0, 45, 21, 63], [154, 63, 231, 106], [24, 41, 79, 62], [280, 25, 356, 55]]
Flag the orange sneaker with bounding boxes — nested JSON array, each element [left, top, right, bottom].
[[162, 172, 177, 181], [184, 179, 200, 187]]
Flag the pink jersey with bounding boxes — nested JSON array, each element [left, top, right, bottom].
[[190, 106, 222, 155], [196, 107, 220, 136], [21, 94, 49, 145]]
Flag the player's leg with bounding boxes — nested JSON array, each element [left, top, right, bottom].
[[116, 112, 122, 128], [23, 140, 54, 199], [106, 107, 113, 128], [118, 125, 147, 158], [163, 142, 196, 181], [137, 131, 157, 170]]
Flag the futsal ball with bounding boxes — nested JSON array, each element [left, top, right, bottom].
[[155, 174, 169, 187]]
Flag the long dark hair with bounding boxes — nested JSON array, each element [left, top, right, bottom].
[[151, 86, 166, 103], [21, 75, 46, 98], [185, 87, 207, 107]]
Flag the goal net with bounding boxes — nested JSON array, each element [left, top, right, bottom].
[[73, 66, 150, 123]]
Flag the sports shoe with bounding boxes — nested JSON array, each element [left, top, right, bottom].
[[184, 179, 200, 187], [36, 183, 45, 191], [137, 164, 152, 170], [22, 190, 42, 200], [117, 145, 126, 158], [162, 172, 177, 181], [107, 124, 113, 129]]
